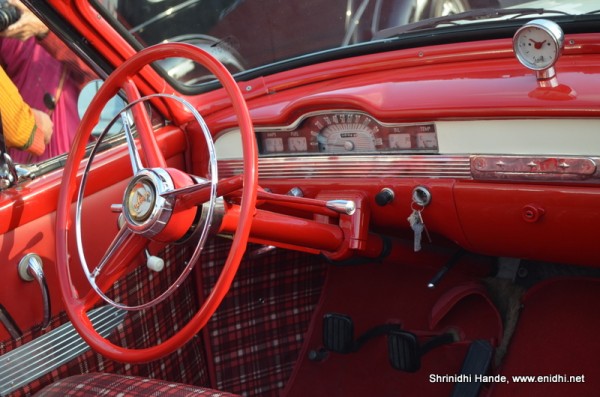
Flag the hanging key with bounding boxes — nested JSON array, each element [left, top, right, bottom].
[[408, 209, 424, 252]]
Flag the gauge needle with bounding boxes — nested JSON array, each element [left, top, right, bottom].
[[529, 39, 547, 50]]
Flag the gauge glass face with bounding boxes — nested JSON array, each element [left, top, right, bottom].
[[318, 125, 375, 152], [389, 133, 411, 149], [288, 136, 307, 152], [264, 137, 284, 153], [315, 114, 380, 153], [417, 132, 437, 149], [126, 179, 156, 222], [514, 24, 560, 70]]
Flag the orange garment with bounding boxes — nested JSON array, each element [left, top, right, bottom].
[[0, 66, 45, 155]]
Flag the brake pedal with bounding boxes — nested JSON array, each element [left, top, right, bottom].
[[388, 330, 457, 373], [388, 330, 421, 372]]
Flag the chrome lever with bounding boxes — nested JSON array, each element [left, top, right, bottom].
[[326, 200, 356, 215], [18, 254, 51, 329]]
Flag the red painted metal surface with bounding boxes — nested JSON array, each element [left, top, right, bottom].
[[0, 143, 187, 341], [0, 127, 186, 235], [48, 1, 600, 126], [204, 35, 600, 133], [454, 181, 600, 267], [6, 0, 599, 355]]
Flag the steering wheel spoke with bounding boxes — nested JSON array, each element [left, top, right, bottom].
[[122, 79, 167, 169], [161, 174, 243, 209], [90, 226, 146, 280], [81, 226, 148, 308], [121, 112, 145, 174]]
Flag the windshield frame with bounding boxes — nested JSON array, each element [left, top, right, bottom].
[[88, 0, 600, 96]]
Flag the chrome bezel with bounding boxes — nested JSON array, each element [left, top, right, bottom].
[[513, 19, 564, 72], [122, 168, 174, 237], [124, 176, 156, 222]]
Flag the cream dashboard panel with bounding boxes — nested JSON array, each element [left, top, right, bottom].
[[216, 118, 600, 160]]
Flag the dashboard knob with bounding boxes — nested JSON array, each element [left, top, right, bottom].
[[375, 188, 395, 206], [522, 204, 545, 223]]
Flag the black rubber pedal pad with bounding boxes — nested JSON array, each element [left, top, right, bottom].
[[322, 313, 354, 354], [388, 330, 421, 372]]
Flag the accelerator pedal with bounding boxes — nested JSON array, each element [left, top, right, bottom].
[[451, 340, 493, 397]]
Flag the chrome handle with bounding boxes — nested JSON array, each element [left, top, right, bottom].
[[326, 200, 356, 215], [18, 254, 51, 329]]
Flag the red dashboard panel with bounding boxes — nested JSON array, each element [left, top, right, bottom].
[[454, 181, 600, 267]]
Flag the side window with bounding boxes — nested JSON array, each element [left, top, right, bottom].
[[0, 2, 132, 169], [77, 80, 129, 139], [1, 31, 102, 165]]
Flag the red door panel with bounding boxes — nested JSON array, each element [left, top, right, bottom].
[[0, 127, 187, 339]]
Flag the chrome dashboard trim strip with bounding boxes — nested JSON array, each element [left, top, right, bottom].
[[0, 306, 126, 396], [218, 155, 472, 179], [471, 155, 600, 182], [219, 154, 600, 183]]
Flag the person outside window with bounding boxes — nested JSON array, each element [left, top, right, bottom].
[[0, 0, 96, 162], [0, 65, 53, 155]]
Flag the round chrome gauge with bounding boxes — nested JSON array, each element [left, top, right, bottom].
[[513, 19, 564, 72]]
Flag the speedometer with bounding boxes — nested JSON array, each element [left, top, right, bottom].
[[308, 113, 383, 153], [318, 124, 375, 152]]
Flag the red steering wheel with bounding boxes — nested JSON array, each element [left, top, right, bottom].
[[56, 43, 257, 363]]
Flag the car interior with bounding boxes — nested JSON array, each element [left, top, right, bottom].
[[0, 0, 599, 396]]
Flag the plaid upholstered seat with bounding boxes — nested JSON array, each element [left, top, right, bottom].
[[35, 373, 240, 397]]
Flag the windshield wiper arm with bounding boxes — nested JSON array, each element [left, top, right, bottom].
[[373, 8, 569, 39]]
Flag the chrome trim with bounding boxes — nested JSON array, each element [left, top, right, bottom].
[[513, 19, 564, 74], [17, 254, 51, 330], [412, 186, 432, 207], [0, 306, 126, 396], [176, 196, 225, 245], [122, 112, 144, 174], [220, 154, 600, 184], [122, 168, 175, 237], [326, 200, 356, 215], [218, 155, 472, 179], [471, 155, 600, 182]]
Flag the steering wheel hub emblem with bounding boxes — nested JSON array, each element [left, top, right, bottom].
[[122, 168, 176, 237], [126, 178, 156, 222]]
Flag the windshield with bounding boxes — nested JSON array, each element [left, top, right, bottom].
[[95, 0, 599, 84]]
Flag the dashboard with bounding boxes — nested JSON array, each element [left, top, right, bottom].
[[215, 113, 600, 184], [216, 114, 600, 162], [255, 111, 439, 156]]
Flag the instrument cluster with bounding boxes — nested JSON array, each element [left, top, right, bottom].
[[256, 111, 438, 156]]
